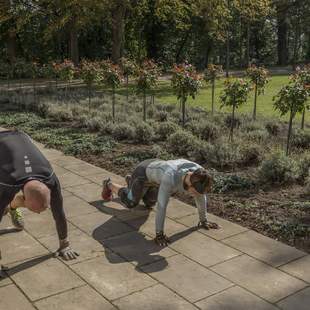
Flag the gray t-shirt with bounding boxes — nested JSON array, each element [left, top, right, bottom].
[[146, 159, 208, 233]]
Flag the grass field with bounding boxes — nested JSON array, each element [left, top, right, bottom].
[[152, 75, 294, 120]]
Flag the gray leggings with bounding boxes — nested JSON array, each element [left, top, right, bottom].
[[118, 159, 159, 208]]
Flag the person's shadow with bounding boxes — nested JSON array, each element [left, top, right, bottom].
[[91, 199, 196, 272]]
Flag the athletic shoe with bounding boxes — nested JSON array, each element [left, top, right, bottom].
[[102, 178, 113, 201], [9, 208, 24, 230]]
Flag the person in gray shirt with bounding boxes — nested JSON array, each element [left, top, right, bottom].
[[102, 158, 219, 245]]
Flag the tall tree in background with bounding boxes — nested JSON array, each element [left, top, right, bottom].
[[234, 0, 271, 67]]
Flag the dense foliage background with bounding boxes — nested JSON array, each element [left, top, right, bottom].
[[1, 0, 310, 68]]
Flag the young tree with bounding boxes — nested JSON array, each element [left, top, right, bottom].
[[100, 60, 123, 121], [171, 63, 202, 127], [204, 64, 223, 114], [120, 57, 137, 102], [135, 60, 159, 121], [220, 78, 251, 141], [273, 82, 308, 155], [246, 65, 270, 120], [57, 59, 76, 100], [292, 65, 310, 129], [79, 60, 101, 110]]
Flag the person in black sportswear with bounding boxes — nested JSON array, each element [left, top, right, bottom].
[[0, 129, 78, 261]]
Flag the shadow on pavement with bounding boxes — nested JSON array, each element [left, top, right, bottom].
[[0, 227, 22, 235], [2, 253, 54, 278], [90, 200, 197, 272]]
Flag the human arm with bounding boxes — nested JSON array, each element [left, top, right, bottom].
[[194, 194, 219, 229], [49, 176, 79, 260], [154, 175, 174, 246]]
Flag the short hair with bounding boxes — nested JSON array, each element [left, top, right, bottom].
[[189, 168, 212, 194]]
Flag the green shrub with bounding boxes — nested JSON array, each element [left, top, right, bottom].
[[239, 143, 262, 165], [48, 110, 73, 122], [188, 140, 213, 163], [134, 122, 154, 143], [242, 121, 263, 132], [99, 122, 115, 135], [224, 115, 241, 129], [167, 129, 198, 156], [85, 117, 105, 132], [111, 123, 136, 141], [245, 129, 268, 143], [291, 129, 310, 149], [164, 104, 176, 113], [297, 153, 310, 182], [265, 122, 279, 136], [213, 174, 255, 193], [259, 152, 299, 184], [155, 121, 179, 140], [186, 121, 220, 141], [207, 142, 241, 168], [155, 110, 168, 122]]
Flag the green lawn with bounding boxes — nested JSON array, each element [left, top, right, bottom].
[[152, 75, 299, 121]]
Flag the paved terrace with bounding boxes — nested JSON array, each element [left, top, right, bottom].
[[0, 138, 309, 310]]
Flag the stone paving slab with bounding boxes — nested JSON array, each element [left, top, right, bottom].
[[279, 255, 310, 283], [34, 285, 116, 310], [63, 162, 107, 177], [0, 230, 49, 265], [114, 283, 198, 310], [68, 211, 134, 239], [126, 212, 188, 238], [85, 172, 125, 186], [169, 231, 241, 267], [65, 182, 102, 202], [71, 254, 157, 300], [221, 230, 306, 267], [38, 229, 105, 265], [0, 275, 12, 287], [24, 210, 75, 239], [195, 286, 279, 310], [57, 171, 92, 188], [177, 213, 249, 240], [8, 257, 85, 301], [277, 287, 310, 310], [50, 155, 85, 167], [165, 198, 197, 220], [210, 255, 308, 303], [103, 230, 177, 267], [96, 200, 151, 221], [63, 195, 99, 219], [0, 284, 36, 310], [142, 255, 234, 303]]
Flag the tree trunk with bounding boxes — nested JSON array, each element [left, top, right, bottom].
[[4, 0, 17, 63], [112, 1, 125, 64], [182, 97, 186, 127], [286, 110, 293, 156], [143, 90, 146, 121], [301, 108, 305, 130], [229, 105, 235, 142], [246, 22, 250, 67], [253, 82, 258, 120], [88, 85, 91, 111], [126, 75, 129, 102], [69, 16, 79, 66], [112, 87, 116, 122], [225, 32, 230, 78], [277, 5, 289, 66], [211, 79, 215, 114], [7, 29, 17, 63]]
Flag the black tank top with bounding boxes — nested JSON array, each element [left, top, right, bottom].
[[0, 130, 53, 186]]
